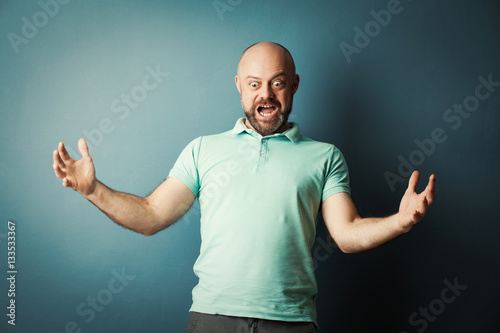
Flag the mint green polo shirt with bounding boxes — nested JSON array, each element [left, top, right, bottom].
[[168, 118, 350, 325]]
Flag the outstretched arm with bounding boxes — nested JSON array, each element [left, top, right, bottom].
[[53, 138, 195, 236], [322, 171, 436, 253]]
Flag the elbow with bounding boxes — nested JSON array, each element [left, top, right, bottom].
[[331, 226, 373, 254], [138, 224, 160, 237], [139, 218, 174, 236], [335, 238, 366, 254], [140, 224, 166, 236], [140, 230, 156, 237], [337, 244, 360, 254], [338, 246, 352, 254], [337, 239, 378, 254], [328, 237, 353, 254], [328, 232, 355, 254]]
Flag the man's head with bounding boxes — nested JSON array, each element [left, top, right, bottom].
[[235, 42, 300, 136]]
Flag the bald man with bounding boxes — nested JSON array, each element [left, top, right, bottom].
[[53, 42, 435, 333]]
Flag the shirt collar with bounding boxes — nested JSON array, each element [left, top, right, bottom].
[[231, 117, 300, 142]]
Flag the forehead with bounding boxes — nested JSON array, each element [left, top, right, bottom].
[[238, 45, 293, 79]]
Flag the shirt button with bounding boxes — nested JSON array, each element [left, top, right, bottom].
[[260, 150, 264, 155]]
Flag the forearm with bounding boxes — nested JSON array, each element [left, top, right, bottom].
[[84, 180, 162, 236], [323, 173, 435, 254], [337, 214, 408, 253]]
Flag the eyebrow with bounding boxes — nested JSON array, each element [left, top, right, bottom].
[[245, 72, 287, 81]]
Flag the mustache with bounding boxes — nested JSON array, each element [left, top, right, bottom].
[[254, 100, 280, 108]]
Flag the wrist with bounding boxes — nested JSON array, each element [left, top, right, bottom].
[[83, 179, 99, 201], [395, 212, 413, 234]]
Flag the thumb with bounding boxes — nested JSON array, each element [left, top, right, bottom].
[[78, 138, 90, 158]]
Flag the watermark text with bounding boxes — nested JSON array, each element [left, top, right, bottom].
[[6, 221, 17, 326]]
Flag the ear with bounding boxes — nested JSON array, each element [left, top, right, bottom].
[[292, 74, 300, 95], [235, 75, 242, 94]]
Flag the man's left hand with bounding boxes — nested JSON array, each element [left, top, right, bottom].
[[398, 171, 436, 232]]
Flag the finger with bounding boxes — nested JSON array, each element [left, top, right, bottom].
[[412, 209, 424, 223], [420, 195, 429, 212], [407, 170, 420, 193], [78, 138, 90, 158], [62, 177, 73, 188], [53, 149, 65, 169], [411, 197, 428, 223], [58, 142, 72, 162], [53, 162, 66, 179], [405, 206, 423, 226], [412, 209, 422, 220], [425, 174, 436, 204]]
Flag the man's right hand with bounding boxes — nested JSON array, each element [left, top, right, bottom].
[[53, 138, 96, 196], [52, 137, 195, 235]]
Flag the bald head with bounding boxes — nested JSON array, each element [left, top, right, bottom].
[[235, 42, 300, 136], [237, 41, 296, 76]]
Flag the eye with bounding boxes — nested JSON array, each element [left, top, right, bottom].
[[273, 81, 283, 87], [250, 82, 259, 88]]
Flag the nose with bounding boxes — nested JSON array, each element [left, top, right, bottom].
[[260, 83, 275, 100]]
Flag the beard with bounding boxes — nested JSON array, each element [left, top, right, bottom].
[[241, 98, 293, 136]]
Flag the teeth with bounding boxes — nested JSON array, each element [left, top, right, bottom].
[[258, 105, 276, 116], [259, 110, 275, 116]]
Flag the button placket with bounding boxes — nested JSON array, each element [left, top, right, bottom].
[[257, 138, 268, 170]]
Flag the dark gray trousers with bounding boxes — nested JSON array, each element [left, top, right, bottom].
[[184, 312, 317, 333]]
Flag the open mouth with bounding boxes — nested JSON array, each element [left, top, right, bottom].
[[257, 105, 278, 118]]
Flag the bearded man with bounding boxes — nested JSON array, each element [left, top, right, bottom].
[[53, 41, 435, 333]]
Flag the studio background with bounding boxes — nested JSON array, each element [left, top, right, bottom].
[[1, 0, 499, 332]]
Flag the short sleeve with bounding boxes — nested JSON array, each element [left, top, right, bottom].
[[168, 137, 202, 197], [322, 146, 350, 201]]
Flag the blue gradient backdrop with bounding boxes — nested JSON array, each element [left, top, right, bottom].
[[1, 0, 499, 332]]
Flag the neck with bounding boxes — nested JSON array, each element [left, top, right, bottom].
[[244, 118, 290, 136]]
